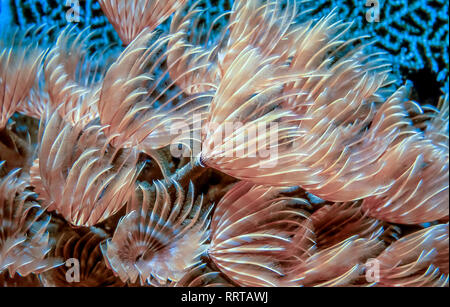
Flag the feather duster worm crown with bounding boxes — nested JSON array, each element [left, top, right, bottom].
[[375, 224, 449, 287], [44, 27, 106, 126], [309, 201, 397, 249], [209, 182, 315, 287], [173, 263, 236, 287], [0, 0, 448, 288], [98, 28, 209, 151], [208, 182, 401, 287], [198, 46, 304, 173], [102, 179, 212, 285], [99, 0, 188, 46], [0, 28, 45, 129], [30, 110, 140, 227], [362, 95, 449, 224], [166, 0, 449, 226], [95, 27, 211, 179], [0, 163, 61, 277], [167, 0, 304, 95], [40, 227, 124, 287]]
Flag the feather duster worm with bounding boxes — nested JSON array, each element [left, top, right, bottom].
[[361, 94, 449, 224], [30, 111, 139, 227], [374, 224, 449, 287], [102, 179, 211, 285], [166, 2, 221, 95], [256, 11, 448, 222], [288, 234, 384, 286], [227, 12, 396, 198], [98, 28, 209, 175], [423, 95, 449, 145], [208, 182, 390, 287], [218, 0, 301, 72], [99, 0, 188, 45], [139, 262, 236, 287], [0, 28, 45, 129], [168, 2, 446, 226], [189, 8, 448, 224], [0, 163, 61, 277], [16, 72, 49, 120], [44, 27, 106, 126], [168, 7, 394, 202], [288, 201, 389, 286], [310, 201, 393, 249], [40, 228, 124, 287], [0, 0, 447, 289], [173, 263, 236, 287], [167, 0, 302, 95], [198, 46, 304, 178], [208, 182, 314, 287]]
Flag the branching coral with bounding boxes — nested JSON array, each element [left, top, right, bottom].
[[295, 0, 449, 94], [197, 46, 303, 176]]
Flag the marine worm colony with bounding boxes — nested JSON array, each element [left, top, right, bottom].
[[0, 0, 448, 287]]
